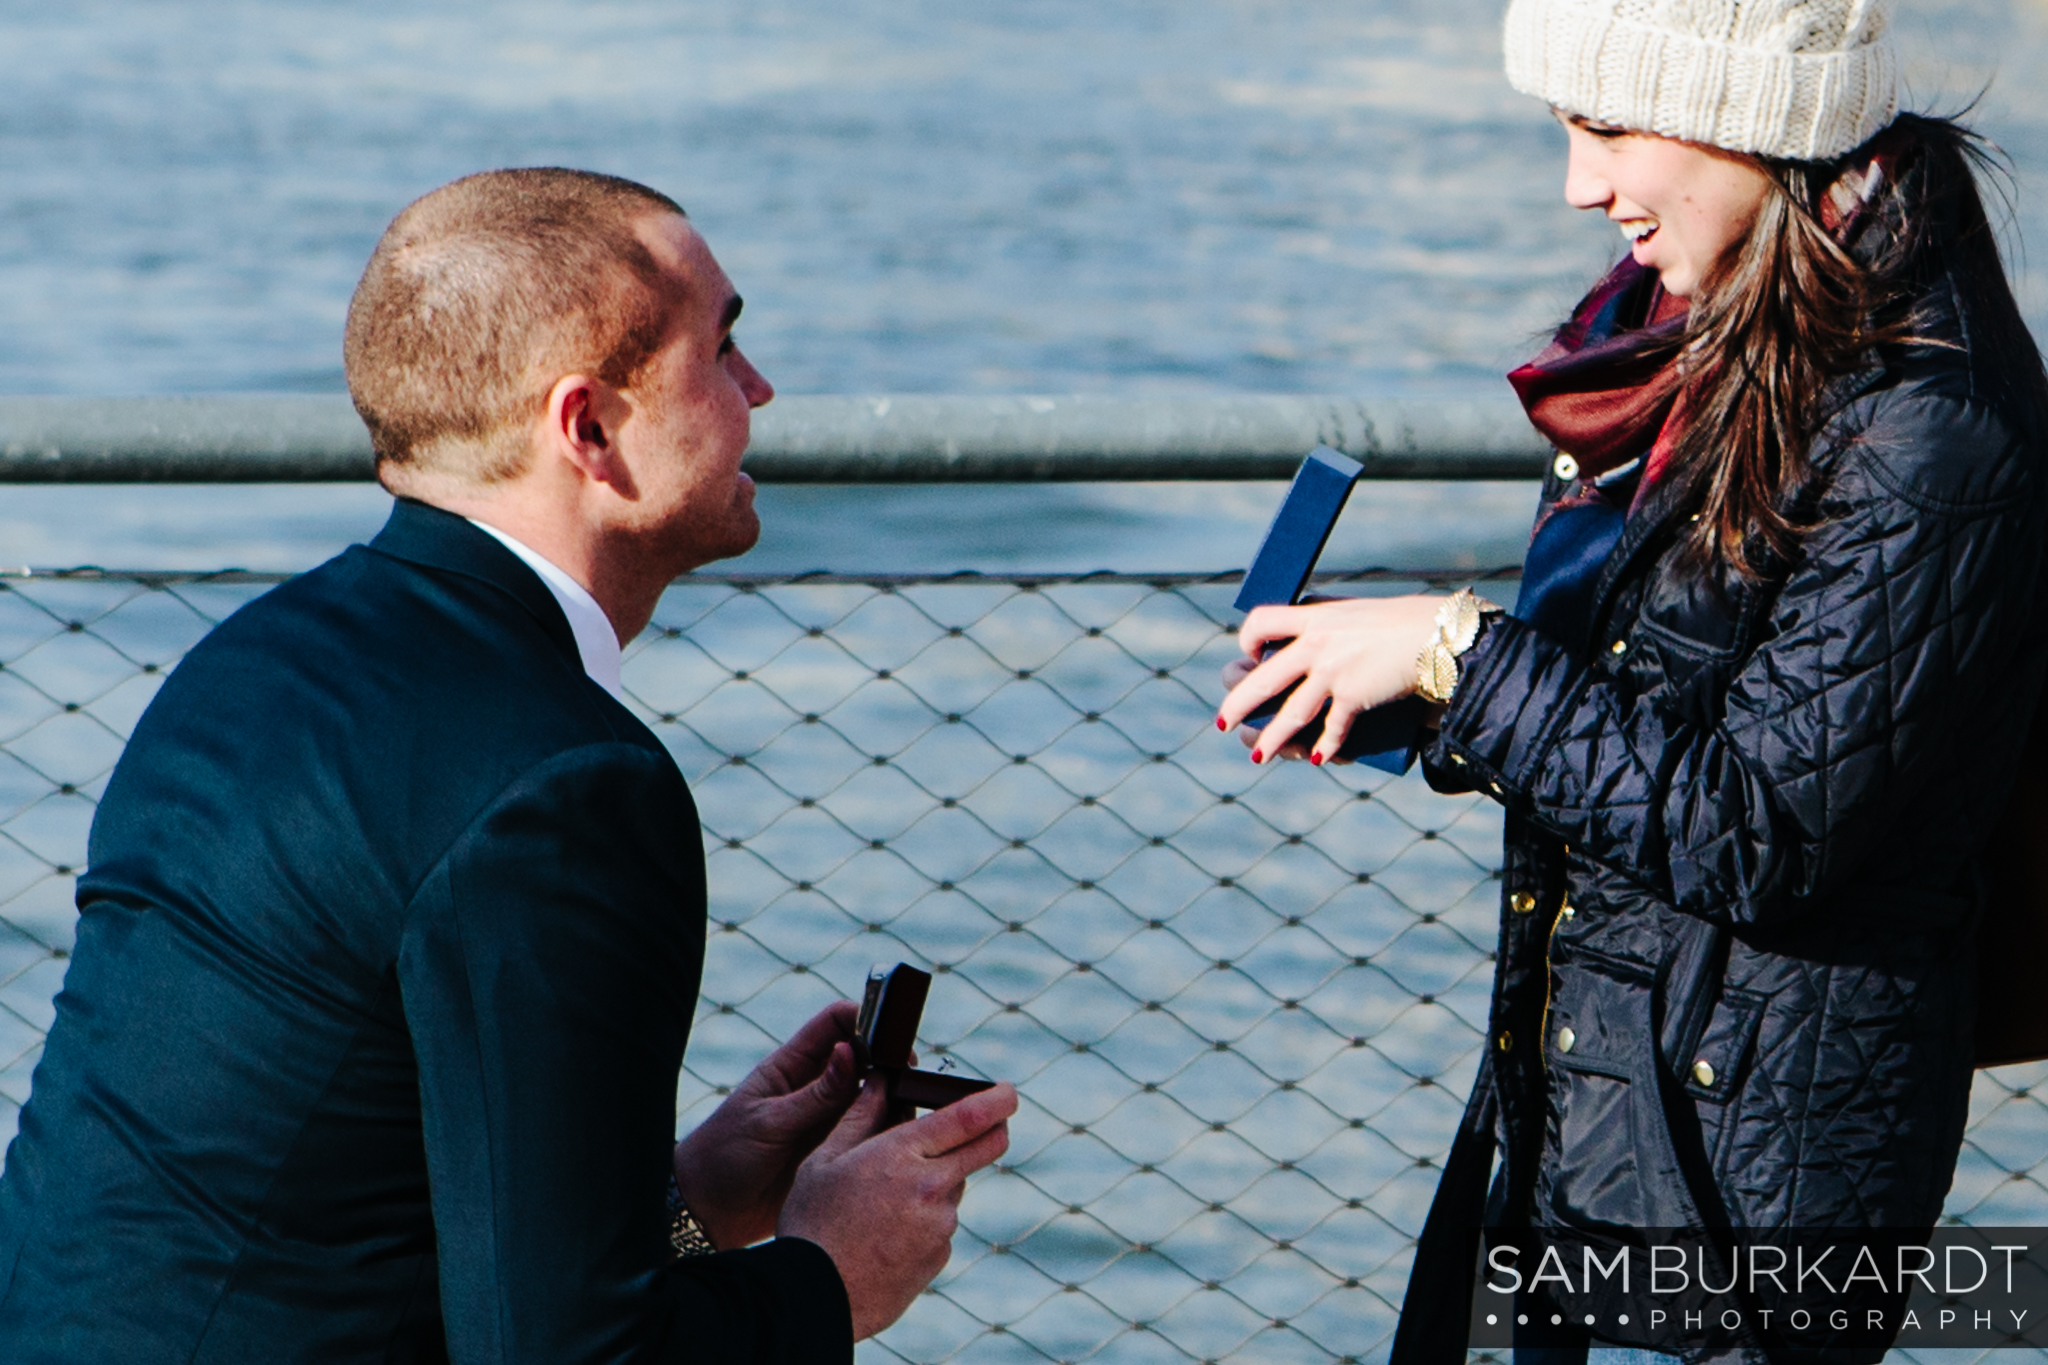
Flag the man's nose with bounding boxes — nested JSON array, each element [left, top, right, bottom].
[[733, 347, 775, 408]]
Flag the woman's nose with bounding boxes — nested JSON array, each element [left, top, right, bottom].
[[1561, 139, 1612, 212]]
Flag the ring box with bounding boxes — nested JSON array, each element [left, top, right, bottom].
[[854, 963, 996, 1120], [1234, 446, 1428, 773]]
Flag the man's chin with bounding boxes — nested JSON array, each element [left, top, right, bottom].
[[708, 506, 762, 567], [662, 484, 761, 573]]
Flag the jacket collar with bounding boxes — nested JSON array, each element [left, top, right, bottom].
[[367, 497, 581, 669]]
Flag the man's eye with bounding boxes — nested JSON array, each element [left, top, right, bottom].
[[718, 335, 737, 357]]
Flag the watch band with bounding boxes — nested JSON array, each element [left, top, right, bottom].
[[665, 1175, 718, 1259], [1415, 588, 1502, 705]]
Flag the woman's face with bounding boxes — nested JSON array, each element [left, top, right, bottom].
[[1557, 113, 1773, 299]]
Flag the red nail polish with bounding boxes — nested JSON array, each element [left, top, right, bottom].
[[1251, 750, 1264, 764], [1310, 752, 1324, 766], [1216, 716, 1228, 732]]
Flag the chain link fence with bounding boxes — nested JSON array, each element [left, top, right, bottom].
[[0, 566, 2043, 1364]]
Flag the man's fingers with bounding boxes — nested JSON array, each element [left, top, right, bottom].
[[772, 1041, 860, 1132], [929, 1118, 1010, 1185], [760, 1001, 859, 1087], [814, 1075, 891, 1161], [903, 1082, 1018, 1159], [796, 999, 860, 1048]]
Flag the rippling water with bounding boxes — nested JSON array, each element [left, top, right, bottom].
[[0, 0, 2042, 571], [5, 0, 2042, 399]]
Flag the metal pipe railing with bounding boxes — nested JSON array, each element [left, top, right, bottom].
[[0, 394, 1547, 482]]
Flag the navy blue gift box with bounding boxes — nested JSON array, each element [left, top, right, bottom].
[[1233, 447, 1427, 774]]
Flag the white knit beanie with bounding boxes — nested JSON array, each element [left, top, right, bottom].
[[1502, 0, 1898, 161]]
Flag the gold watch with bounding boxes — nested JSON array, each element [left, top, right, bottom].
[[1415, 588, 1503, 705], [665, 1176, 718, 1259]]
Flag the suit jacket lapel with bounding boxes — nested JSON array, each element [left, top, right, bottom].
[[367, 498, 583, 670]]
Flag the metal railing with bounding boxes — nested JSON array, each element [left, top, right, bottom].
[[0, 398, 2041, 1365], [0, 394, 1545, 482]]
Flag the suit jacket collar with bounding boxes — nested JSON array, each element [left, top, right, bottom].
[[368, 497, 582, 669]]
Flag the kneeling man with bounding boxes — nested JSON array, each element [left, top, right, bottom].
[[0, 168, 1014, 1363]]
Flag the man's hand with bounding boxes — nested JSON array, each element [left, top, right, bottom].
[[672, 1001, 861, 1250], [778, 1078, 1018, 1340]]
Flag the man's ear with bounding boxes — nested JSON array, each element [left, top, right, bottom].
[[541, 374, 638, 496]]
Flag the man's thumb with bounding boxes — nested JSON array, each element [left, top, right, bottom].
[[778, 1041, 859, 1132], [813, 1073, 889, 1161]]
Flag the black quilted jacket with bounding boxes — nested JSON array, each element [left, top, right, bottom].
[[1398, 248, 2048, 1357]]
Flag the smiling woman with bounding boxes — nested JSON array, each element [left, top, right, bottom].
[[1212, 0, 2048, 1362], [1553, 116, 1770, 302]]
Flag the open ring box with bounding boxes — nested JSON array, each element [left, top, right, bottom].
[[854, 962, 997, 1121]]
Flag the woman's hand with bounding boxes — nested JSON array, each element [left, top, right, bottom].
[[1219, 655, 1319, 762], [1216, 595, 1445, 764]]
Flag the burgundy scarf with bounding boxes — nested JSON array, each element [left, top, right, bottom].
[[1509, 257, 1688, 497]]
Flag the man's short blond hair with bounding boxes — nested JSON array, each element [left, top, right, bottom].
[[344, 168, 685, 484]]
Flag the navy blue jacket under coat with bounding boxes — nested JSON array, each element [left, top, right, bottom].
[[0, 500, 851, 1363]]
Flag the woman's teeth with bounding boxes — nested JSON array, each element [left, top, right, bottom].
[[1620, 220, 1657, 243]]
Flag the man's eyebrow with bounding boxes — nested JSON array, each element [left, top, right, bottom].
[[720, 295, 744, 333]]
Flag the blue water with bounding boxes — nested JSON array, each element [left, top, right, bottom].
[[0, 0, 2043, 572]]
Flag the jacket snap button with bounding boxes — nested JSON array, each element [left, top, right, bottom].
[[1609, 639, 1628, 656], [1557, 1027, 1576, 1053], [1509, 892, 1535, 914], [1693, 1059, 1716, 1086], [1496, 1030, 1513, 1052], [1560, 902, 1575, 920], [1553, 453, 1580, 482]]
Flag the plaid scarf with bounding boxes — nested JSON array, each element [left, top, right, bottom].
[[1509, 256, 1688, 511]]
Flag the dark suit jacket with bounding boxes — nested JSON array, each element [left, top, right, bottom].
[[0, 499, 851, 1363]]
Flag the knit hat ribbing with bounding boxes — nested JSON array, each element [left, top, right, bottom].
[[1503, 0, 1898, 162]]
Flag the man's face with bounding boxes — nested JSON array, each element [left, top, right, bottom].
[[611, 213, 773, 571]]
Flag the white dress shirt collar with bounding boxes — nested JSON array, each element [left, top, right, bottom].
[[465, 519, 627, 704]]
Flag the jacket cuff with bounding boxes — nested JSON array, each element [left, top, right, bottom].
[[1423, 615, 1586, 802], [712, 1237, 855, 1364]]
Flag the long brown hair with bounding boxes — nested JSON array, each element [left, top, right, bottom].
[[1665, 114, 2048, 578]]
